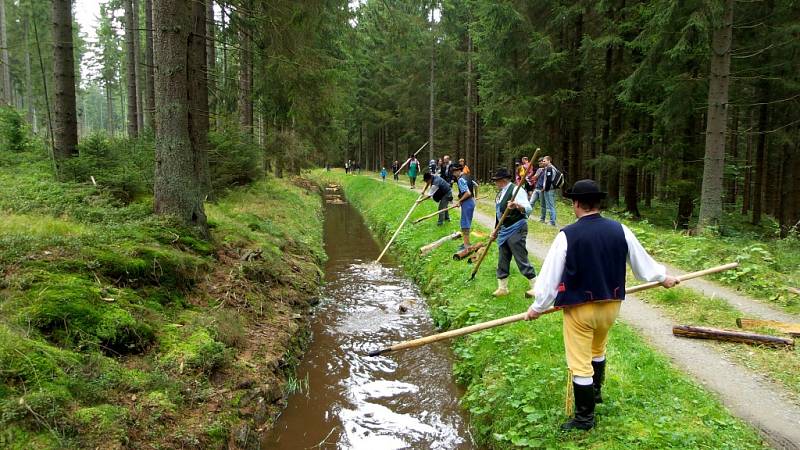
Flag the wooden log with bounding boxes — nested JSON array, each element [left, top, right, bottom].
[[413, 203, 460, 224], [376, 181, 431, 263], [453, 242, 485, 260], [625, 262, 739, 293], [672, 325, 794, 348], [788, 287, 800, 295], [736, 318, 800, 337], [393, 141, 428, 175], [419, 232, 461, 256]]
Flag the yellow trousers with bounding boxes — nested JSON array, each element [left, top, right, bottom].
[[563, 301, 622, 377]]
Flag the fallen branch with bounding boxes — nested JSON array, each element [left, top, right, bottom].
[[672, 325, 794, 348], [453, 242, 485, 260], [788, 287, 800, 295], [736, 318, 800, 337], [420, 232, 461, 256]]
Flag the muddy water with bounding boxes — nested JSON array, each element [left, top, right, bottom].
[[262, 188, 475, 449]]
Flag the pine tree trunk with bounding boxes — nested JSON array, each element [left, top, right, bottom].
[[52, 0, 78, 173], [0, 0, 11, 105], [742, 111, 753, 214], [124, 0, 139, 137], [153, 0, 208, 235], [206, 0, 216, 130], [752, 98, 768, 225], [698, 0, 734, 228], [465, 32, 472, 169], [133, 0, 144, 132], [428, 19, 435, 162], [24, 11, 34, 127], [725, 106, 739, 205], [237, 3, 253, 136], [105, 81, 114, 134], [144, 0, 156, 131], [189, 0, 210, 196], [624, 115, 640, 217]]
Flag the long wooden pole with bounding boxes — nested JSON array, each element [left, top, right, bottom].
[[412, 198, 480, 224], [394, 141, 429, 176], [375, 180, 431, 263], [368, 262, 738, 356], [470, 148, 540, 280]]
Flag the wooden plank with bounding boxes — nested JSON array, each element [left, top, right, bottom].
[[736, 318, 800, 337], [673, 325, 794, 348], [453, 242, 485, 260], [419, 232, 461, 256]]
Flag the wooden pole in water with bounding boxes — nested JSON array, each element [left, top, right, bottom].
[[412, 198, 480, 224], [394, 141, 429, 176], [470, 148, 540, 280], [376, 180, 431, 263], [367, 262, 738, 356]]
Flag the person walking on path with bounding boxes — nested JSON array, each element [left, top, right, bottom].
[[345, 160, 350, 174], [392, 160, 400, 181], [422, 172, 453, 226], [530, 158, 546, 206], [525, 179, 680, 432], [451, 164, 475, 250], [408, 156, 420, 188], [440, 155, 454, 184], [540, 156, 559, 226], [380, 166, 387, 181], [490, 168, 537, 298]]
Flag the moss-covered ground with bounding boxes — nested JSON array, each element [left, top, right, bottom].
[[323, 170, 767, 449], [0, 151, 324, 448]]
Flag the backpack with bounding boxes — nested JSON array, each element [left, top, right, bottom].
[[551, 167, 565, 189]]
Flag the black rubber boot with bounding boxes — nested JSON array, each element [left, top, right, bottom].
[[561, 382, 595, 431], [592, 359, 606, 404]]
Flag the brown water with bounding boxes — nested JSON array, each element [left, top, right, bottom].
[[262, 188, 475, 449]]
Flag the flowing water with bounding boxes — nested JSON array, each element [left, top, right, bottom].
[[262, 187, 475, 449]]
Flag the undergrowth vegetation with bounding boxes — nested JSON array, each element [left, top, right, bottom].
[[325, 171, 766, 449], [0, 141, 323, 448]]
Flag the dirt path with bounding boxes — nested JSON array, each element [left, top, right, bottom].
[[467, 205, 800, 450]]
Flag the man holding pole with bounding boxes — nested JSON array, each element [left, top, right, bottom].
[[525, 179, 680, 431], [422, 172, 453, 226], [451, 163, 475, 250], [490, 168, 537, 297]]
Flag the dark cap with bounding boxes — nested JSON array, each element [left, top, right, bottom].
[[563, 179, 607, 200], [491, 168, 513, 181], [450, 163, 463, 172]]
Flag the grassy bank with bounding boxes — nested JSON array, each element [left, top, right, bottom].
[[323, 170, 765, 449], [0, 152, 324, 448]]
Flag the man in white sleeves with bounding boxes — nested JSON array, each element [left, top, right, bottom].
[[525, 179, 680, 431]]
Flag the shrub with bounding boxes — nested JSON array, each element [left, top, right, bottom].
[[209, 130, 262, 193], [0, 107, 30, 153]]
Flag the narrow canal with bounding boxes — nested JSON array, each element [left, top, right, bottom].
[[262, 186, 475, 449]]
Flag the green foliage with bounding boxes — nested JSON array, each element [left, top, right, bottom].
[[326, 171, 766, 449], [61, 134, 154, 202], [0, 107, 31, 153], [208, 129, 263, 192]]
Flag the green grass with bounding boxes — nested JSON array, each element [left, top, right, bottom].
[[0, 150, 324, 448], [323, 170, 766, 449]]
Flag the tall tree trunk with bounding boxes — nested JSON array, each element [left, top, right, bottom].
[[23, 11, 35, 127], [153, 0, 208, 234], [742, 111, 753, 214], [786, 139, 800, 237], [725, 106, 739, 205], [124, 0, 139, 137], [144, 0, 156, 131], [237, 3, 253, 136], [751, 96, 768, 225], [0, 0, 10, 105], [52, 0, 78, 175], [465, 31, 472, 168], [428, 19, 435, 162], [624, 115, 641, 217], [697, 0, 734, 228], [105, 81, 114, 134], [133, 0, 144, 132], [206, 0, 216, 130], [189, 0, 210, 197]]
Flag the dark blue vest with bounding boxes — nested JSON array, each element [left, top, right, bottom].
[[554, 214, 628, 307]]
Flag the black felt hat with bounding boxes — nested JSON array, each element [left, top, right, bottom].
[[490, 168, 513, 181], [564, 179, 607, 200]]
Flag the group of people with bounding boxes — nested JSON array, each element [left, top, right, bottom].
[[390, 155, 679, 432], [344, 160, 361, 174]]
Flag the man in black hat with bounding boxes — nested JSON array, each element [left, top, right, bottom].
[[490, 167, 537, 297], [422, 171, 453, 225], [525, 179, 680, 431]]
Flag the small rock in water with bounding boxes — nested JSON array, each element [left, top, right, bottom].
[[398, 299, 415, 313]]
